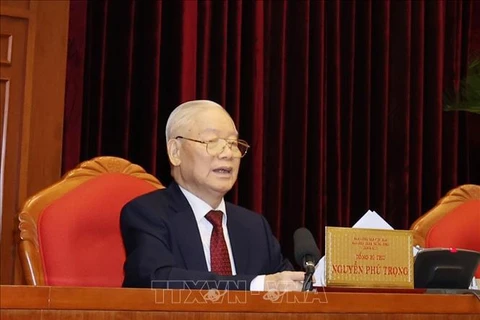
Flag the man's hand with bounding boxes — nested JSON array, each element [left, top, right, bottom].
[[264, 271, 309, 292]]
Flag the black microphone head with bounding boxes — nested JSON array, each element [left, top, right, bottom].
[[293, 228, 321, 267]]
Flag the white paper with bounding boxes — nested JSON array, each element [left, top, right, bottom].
[[312, 210, 477, 289], [351, 210, 394, 230]]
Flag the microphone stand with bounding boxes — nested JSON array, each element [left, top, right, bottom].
[[302, 272, 314, 291], [302, 259, 316, 292]]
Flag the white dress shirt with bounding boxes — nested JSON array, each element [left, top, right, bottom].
[[178, 186, 264, 290]]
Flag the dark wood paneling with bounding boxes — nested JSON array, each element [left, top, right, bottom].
[[0, 0, 69, 284], [0, 12, 30, 285], [0, 1, 31, 10], [25, 1, 68, 199]]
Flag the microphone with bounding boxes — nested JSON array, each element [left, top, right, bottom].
[[293, 228, 321, 291]]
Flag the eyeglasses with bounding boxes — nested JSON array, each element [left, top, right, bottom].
[[175, 136, 250, 158]]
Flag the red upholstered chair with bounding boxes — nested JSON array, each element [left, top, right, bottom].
[[18, 156, 164, 286], [410, 184, 480, 277]]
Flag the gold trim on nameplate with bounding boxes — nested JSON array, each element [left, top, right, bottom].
[[325, 227, 414, 288]]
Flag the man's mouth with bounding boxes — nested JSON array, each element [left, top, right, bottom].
[[213, 167, 233, 174]]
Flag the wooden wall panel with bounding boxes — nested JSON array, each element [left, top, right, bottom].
[[0, 11, 31, 286], [26, 2, 69, 199], [0, 1, 31, 11], [0, 78, 10, 201], [0, 0, 69, 284]]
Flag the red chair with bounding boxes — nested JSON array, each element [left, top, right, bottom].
[[18, 156, 164, 286], [410, 184, 480, 277]]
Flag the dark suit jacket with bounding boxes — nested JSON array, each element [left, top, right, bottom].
[[121, 182, 293, 290]]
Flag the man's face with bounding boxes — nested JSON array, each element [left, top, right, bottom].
[[175, 107, 241, 203]]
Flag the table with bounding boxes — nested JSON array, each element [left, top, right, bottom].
[[1, 285, 479, 319]]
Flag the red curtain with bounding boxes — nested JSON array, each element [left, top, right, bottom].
[[63, 0, 477, 259]]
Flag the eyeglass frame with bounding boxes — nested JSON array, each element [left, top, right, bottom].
[[175, 136, 250, 158]]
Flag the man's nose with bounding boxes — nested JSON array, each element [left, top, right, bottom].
[[218, 142, 234, 158]]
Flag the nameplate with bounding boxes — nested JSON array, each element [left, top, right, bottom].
[[325, 227, 414, 288]]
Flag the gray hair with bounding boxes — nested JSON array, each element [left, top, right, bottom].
[[165, 100, 226, 144]]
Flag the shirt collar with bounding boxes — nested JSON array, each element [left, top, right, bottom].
[[178, 185, 226, 223]]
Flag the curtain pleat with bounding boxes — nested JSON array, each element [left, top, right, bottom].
[[64, 0, 477, 261], [409, 0, 425, 227]]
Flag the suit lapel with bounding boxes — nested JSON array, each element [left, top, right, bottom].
[[166, 183, 208, 272], [226, 203, 249, 274]]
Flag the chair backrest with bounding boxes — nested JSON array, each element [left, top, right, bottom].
[[18, 156, 164, 286], [410, 184, 480, 277]]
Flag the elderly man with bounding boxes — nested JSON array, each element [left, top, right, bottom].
[[121, 100, 305, 291]]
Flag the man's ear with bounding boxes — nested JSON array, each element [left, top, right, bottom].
[[167, 139, 181, 166]]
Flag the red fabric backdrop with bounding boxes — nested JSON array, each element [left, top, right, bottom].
[[63, 0, 479, 260]]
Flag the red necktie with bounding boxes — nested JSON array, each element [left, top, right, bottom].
[[205, 210, 232, 275]]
